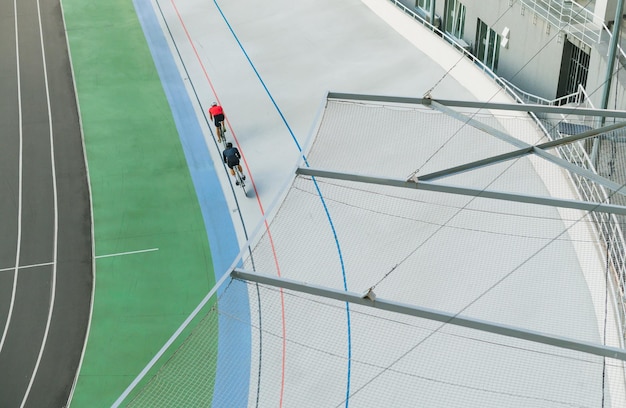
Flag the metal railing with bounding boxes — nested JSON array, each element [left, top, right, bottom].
[[549, 121, 626, 344], [389, 0, 626, 343], [500, 78, 588, 105], [519, 0, 602, 47], [519, 0, 626, 73], [505, 0, 626, 349]]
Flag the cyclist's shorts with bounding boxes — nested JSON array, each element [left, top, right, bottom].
[[213, 113, 225, 127], [226, 158, 239, 168]]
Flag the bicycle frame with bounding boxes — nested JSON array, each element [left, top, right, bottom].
[[217, 120, 227, 147], [234, 165, 246, 195]]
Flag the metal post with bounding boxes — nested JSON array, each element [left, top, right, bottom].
[[430, 0, 436, 27], [600, 0, 625, 120], [593, 0, 624, 166]]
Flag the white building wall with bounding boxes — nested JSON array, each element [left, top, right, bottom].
[[599, 0, 619, 24], [396, 0, 626, 107], [463, 0, 564, 98], [584, 29, 626, 111], [406, 0, 565, 99]]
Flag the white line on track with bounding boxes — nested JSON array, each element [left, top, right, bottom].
[[95, 248, 159, 259], [0, 262, 54, 273], [0, 248, 159, 274], [20, 1, 59, 405], [0, 0, 24, 357]]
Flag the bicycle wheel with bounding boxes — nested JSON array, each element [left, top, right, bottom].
[[236, 169, 246, 195]]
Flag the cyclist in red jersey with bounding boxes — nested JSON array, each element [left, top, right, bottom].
[[208, 102, 226, 142]]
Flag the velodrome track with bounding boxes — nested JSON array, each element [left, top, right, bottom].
[[0, 0, 92, 407], [109, 0, 619, 405], [59, 0, 488, 405], [63, 0, 523, 405], [102, 0, 623, 405]]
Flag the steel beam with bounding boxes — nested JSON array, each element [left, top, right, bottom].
[[232, 269, 626, 361], [296, 167, 626, 215], [327, 92, 626, 119], [430, 100, 530, 148], [417, 105, 626, 195]]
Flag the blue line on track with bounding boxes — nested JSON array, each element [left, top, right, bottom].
[[132, 0, 250, 406], [212, 1, 353, 405]]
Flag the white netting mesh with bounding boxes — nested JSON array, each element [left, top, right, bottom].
[[307, 100, 520, 180], [128, 280, 614, 407], [126, 96, 626, 407], [245, 98, 614, 340]]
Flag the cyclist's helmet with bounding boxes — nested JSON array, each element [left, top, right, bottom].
[[226, 142, 233, 148], [211, 102, 217, 106]]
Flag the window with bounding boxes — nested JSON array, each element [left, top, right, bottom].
[[476, 18, 501, 71], [416, 0, 432, 10], [556, 39, 590, 98], [444, 0, 466, 39]]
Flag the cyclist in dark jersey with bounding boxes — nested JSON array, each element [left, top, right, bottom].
[[222, 142, 246, 185]]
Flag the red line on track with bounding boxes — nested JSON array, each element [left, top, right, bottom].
[[170, 1, 287, 405]]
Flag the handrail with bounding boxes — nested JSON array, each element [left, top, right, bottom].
[[518, 0, 626, 69], [518, 0, 601, 48], [500, 79, 590, 107], [550, 123, 626, 347]]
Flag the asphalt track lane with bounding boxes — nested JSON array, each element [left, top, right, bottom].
[[0, 1, 20, 346], [0, 0, 92, 407], [0, 269, 51, 407], [0, 0, 54, 404], [0, 2, 19, 271]]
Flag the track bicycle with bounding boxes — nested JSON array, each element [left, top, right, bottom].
[[217, 120, 227, 148], [233, 165, 246, 195]]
